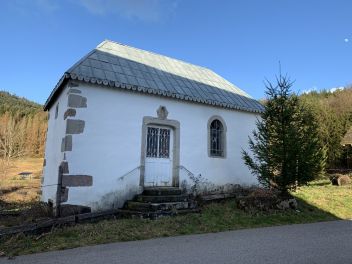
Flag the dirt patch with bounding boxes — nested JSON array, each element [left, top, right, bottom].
[[0, 158, 44, 227], [0, 158, 43, 204]]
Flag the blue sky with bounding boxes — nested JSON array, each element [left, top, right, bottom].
[[0, 0, 351, 104]]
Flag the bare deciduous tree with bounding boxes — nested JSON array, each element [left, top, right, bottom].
[[0, 113, 26, 160]]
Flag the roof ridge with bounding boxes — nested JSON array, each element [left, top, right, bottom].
[[98, 39, 212, 72], [44, 40, 264, 113], [97, 39, 248, 97]]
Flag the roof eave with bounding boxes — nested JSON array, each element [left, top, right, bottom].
[[44, 73, 264, 114], [43, 73, 70, 111]]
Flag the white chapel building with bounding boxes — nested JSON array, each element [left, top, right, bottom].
[[42, 40, 263, 211]]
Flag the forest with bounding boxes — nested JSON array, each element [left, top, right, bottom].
[[0, 88, 351, 169], [0, 91, 47, 159], [300, 87, 352, 168]]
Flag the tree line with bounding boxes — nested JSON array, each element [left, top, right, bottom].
[[0, 91, 47, 159], [243, 75, 351, 194], [300, 87, 352, 168]]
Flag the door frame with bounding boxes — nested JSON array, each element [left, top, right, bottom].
[[140, 116, 180, 187]]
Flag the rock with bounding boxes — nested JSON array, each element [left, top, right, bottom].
[[277, 200, 290, 210], [236, 188, 298, 212], [337, 175, 351, 186], [237, 199, 247, 210], [236, 195, 277, 212], [288, 198, 298, 209], [330, 174, 351, 186], [276, 198, 298, 210]]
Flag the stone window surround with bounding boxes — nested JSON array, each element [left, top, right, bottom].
[[207, 115, 227, 159], [140, 116, 180, 187]]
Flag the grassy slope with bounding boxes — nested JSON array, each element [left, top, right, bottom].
[[2, 178, 350, 256], [0, 91, 42, 116], [0, 201, 336, 256], [294, 179, 352, 219]]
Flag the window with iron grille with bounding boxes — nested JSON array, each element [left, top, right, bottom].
[[146, 127, 170, 158], [210, 119, 224, 157]]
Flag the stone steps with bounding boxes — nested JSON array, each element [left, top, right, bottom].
[[127, 201, 189, 212], [143, 187, 182, 196], [122, 187, 198, 219], [135, 194, 188, 203]]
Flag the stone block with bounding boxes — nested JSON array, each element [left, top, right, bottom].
[[61, 187, 69, 202], [62, 175, 93, 187], [60, 161, 69, 174], [61, 135, 72, 152], [68, 94, 87, 108], [66, 119, 85, 134], [67, 88, 81, 94], [64, 108, 76, 119]]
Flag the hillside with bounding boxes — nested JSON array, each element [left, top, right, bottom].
[[0, 91, 47, 158], [300, 87, 352, 168], [0, 91, 42, 116]]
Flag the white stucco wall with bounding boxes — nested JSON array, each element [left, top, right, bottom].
[[43, 82, 259, 210], [41, 85, 69, 204]]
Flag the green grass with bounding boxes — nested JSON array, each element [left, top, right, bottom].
[[294, 179, 352, 219], [1, 179, 350, 257], [0, 196, 338, 256]]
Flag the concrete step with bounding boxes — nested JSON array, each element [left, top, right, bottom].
[[136, 194, 188, 203], [143, 187, 182, 196], [126, 201, 189, 212]]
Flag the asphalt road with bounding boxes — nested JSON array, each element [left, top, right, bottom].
[[1, 220, 352, 264]]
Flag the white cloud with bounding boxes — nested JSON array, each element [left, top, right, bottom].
[[302, 86, 345, 95], [301, 86, 317, 94], [77, 0, 179, 22], [344, 38, 349, 43], [329, 87, 344, 93]]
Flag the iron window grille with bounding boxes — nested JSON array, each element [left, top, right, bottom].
[[146, 127, 170, 158]]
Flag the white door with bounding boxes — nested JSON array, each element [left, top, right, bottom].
[[144, 126, 173, 187]]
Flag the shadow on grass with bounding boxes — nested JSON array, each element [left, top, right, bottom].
[[292, 196, 339, 222]]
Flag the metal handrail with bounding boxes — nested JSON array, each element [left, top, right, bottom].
[[117, 165, 142, 181], [177, 165, 197, 177]]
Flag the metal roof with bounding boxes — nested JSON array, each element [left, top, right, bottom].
[[44, 40, 264, 113]]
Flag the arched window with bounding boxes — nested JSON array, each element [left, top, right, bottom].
[[208, 117, 226, 158]]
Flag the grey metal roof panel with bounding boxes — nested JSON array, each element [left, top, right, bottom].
[[44, 40, 264, 113]]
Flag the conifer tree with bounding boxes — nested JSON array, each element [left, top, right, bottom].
[[242, 74, 326, 193]]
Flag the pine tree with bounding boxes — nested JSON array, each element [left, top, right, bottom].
[[242, 74, 326, 194]]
